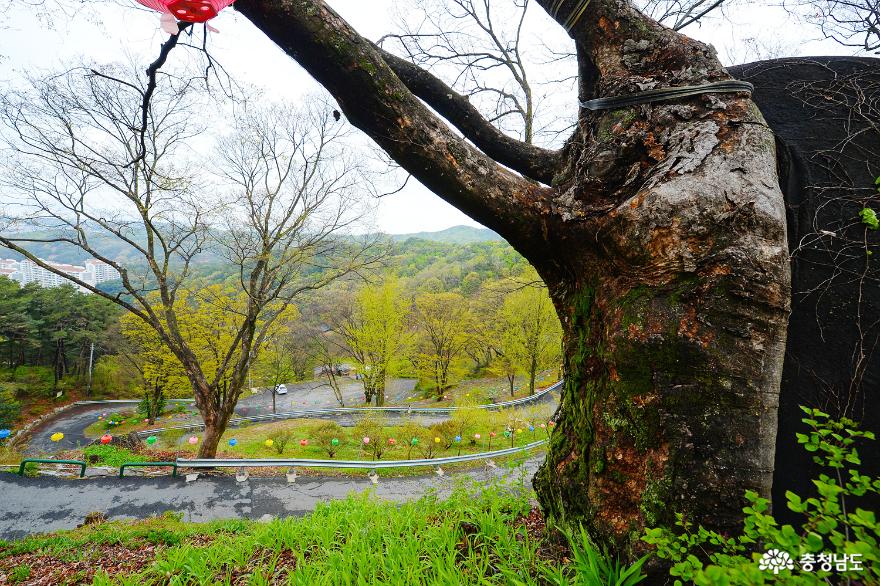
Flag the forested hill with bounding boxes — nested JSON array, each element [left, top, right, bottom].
[[0, 228, 529, 295], [389, 225, 503, 244], [0, 225, 504, 266]]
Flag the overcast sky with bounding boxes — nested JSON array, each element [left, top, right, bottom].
[[0, 0, 858, 233]]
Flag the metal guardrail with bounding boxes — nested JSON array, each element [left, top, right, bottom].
[[18, 458, 87, 478], [119, 461, 178, 478], [74, 399, 195, 406], [135, 380, 563, 438], [176, 439, 547, 471]]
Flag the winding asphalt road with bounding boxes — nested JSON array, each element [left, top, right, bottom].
[[25, 378, 424, 456], [0, 457, 542, 540], [6, 380, 558, 542], [24, 404, 133, 456]]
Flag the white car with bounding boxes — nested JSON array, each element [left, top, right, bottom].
[[274, 384, 288, 395]]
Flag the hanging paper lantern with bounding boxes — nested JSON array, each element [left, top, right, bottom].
[[135, 0, 235, 25], [489, 431, 497, 438], [454, 435, 462, 443], [548, 421, 556, 427], [98, 416, 103, 421], [474, 433, 481, 440], [188, 436, 199, 445], [362, 437, 370, 445], [387, 438, 396, 445], [410, 437, 418, 446], [540, 423, 546, 429], [146, 435, 158, 445], [228, 438, 237, 447], [300, 439, 309, 447], [503, 430, 511, 438], [100, 434, 113, 445], [434, 437, 441, 444], [516, 428, 523, 434], [0, 429, 10, 440], [51, 432, 64, 442], [102, 413, 108, 417], [529, 425, 535, 432], [331, 438, 340, 446], [264, 439, 274, 448]]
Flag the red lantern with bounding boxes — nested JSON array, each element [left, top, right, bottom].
[[100, 434, 112, 445], [136, 0, 234, 23]]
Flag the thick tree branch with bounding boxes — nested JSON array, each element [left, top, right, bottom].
[[377, 47, 563, 184], [234, 0, 558, 254]]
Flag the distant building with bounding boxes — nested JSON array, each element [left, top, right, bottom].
[[0, 257, 121, 293]]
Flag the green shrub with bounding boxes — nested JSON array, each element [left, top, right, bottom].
[[313, 421, 344, 458], [137, 390, 166, 421], [0, 388, 21, 429], [83, 445, 147, 469], [643, 406, 880, 585], [268, 430, 293, 455], [353, 413, 396, 460]]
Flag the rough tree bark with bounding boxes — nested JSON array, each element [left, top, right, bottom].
[[235, 0, 791, 561]]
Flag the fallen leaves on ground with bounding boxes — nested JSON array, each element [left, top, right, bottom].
[[0, 543, 158, 585]]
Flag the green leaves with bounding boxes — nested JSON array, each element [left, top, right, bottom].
[[642, 405, 880, 585], [860, 207, 880, 230]]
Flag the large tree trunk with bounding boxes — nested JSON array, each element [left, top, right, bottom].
[[199, 414, 224, 459], [235, 0, 790, 563]]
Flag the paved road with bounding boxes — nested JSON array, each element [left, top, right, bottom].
[[23, 379, 420, 456], [25, 404, 132, 456], [0, 458, 541, 540], [235, 378, 418, 415]]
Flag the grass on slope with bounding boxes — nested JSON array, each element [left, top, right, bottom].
[[0, 479, 594, 585]]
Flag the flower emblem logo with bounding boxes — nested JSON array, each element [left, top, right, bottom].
[[759, 549, 794, 574]]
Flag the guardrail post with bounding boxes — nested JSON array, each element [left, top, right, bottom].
[[18, 459, 87, 478]]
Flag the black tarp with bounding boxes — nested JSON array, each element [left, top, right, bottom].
[[729, 57, 880, 524]]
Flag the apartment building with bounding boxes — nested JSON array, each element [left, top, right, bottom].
[[0, 258, 121, 292]]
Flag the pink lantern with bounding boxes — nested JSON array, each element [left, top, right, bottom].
[[188, 436, 199, 445], [300, 439, 308, 447], [387, 438, 396, 445], [474, 433, 481, 440], [136, 0, 235, 24], [100, 434, 112, 445], [362, 437, 370, 445]]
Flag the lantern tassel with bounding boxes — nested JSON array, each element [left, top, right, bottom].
[[160, 13, 179, 35]]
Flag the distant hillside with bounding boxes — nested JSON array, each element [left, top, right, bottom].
[[390, 225, 504, 244]]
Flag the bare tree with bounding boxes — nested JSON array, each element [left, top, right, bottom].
[[792, 0, 880, 53], [634, 0, 732, 30], [0, 62, 380, 457], [383, 0, 539, 144]]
